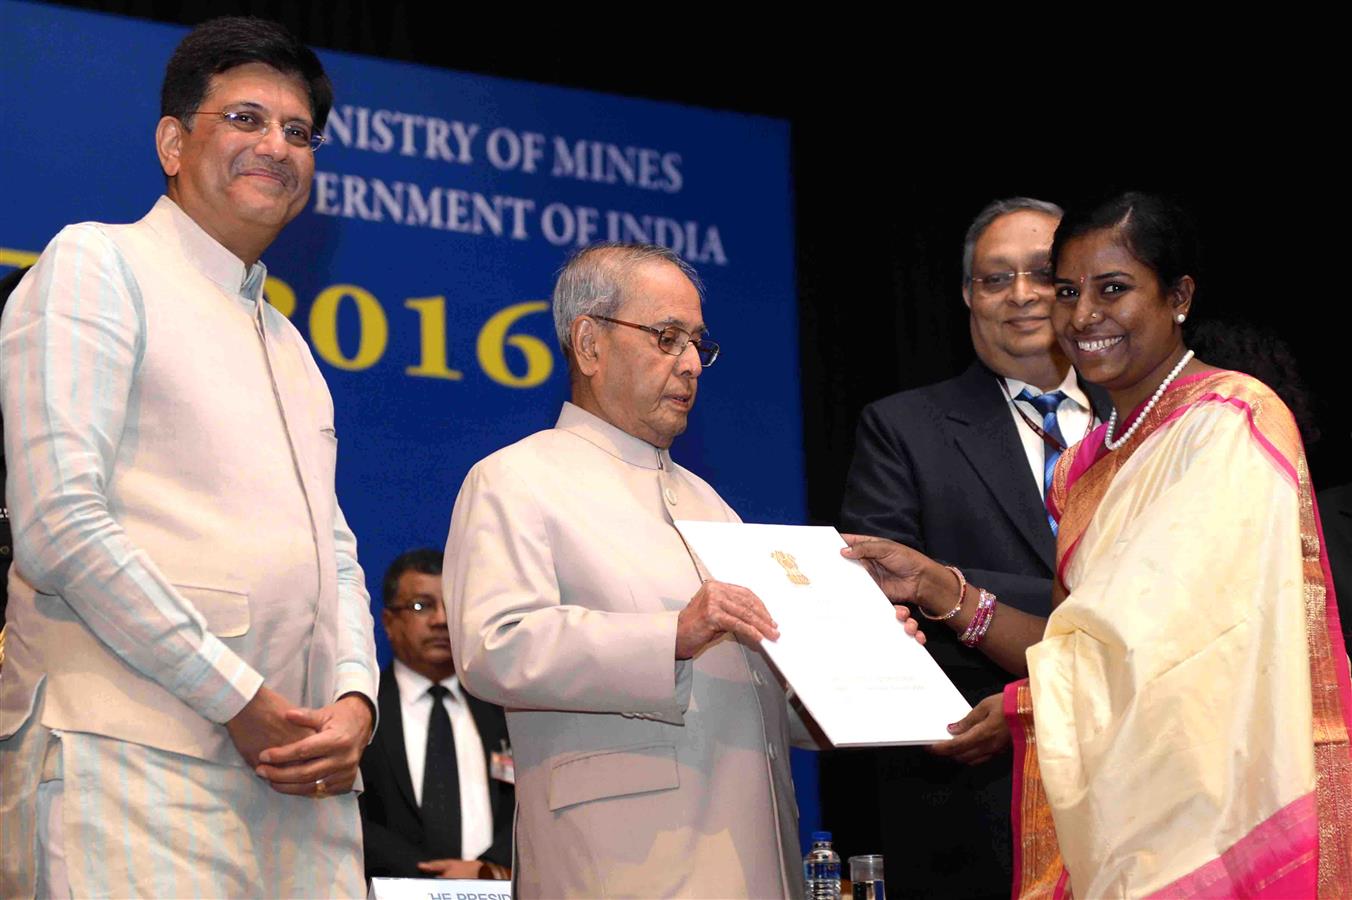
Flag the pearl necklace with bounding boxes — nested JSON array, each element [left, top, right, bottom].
[[1104, 349, 1195, 451]]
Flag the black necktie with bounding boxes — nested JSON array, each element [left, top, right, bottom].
[[421, 684, 461, 858]]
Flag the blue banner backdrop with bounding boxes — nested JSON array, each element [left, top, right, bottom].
[[3, 0, 815, 845]]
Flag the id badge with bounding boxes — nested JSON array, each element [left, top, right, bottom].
[[490, 739, 515, 785]]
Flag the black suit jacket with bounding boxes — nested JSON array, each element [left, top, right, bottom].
[[838, 360, 1110, 899], [358, 666, 514, 878]]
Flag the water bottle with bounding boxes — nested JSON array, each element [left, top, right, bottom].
[[803, 830, 841, 899]]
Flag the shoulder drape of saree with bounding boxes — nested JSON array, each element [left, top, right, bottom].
[[1016, 373, 1351, 898]]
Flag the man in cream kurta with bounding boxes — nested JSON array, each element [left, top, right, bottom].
[[0, 19, 376, 898], [446, 243, 806, 898]]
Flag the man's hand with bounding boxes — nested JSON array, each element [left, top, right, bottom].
[[930, 693, 1010, 766], [226, 685, 315, 769], [675, 580, 779, 659], [252, 693, 375, 797], [417, 858, 484, 879]]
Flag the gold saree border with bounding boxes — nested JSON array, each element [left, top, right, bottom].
[[1295, 455, 1352, 898], [1014, 681, 1067, 899]]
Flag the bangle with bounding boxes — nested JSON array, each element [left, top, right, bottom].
[[921, 565, 967, 620], [958, 590, 994, 646], [960, 589, 998, 647]]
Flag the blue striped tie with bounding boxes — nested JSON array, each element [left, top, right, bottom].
[[1017, 388, 1067, 535]]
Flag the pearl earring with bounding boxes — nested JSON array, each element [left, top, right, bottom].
[[1175, 314, 1186, 324]]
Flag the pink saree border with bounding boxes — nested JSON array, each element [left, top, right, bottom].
[[1145, 794, 1318, 899]]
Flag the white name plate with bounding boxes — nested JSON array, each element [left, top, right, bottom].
[[369, 877, 511, 900]]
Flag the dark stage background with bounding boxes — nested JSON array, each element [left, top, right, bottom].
[[29, 0, 1352, 868]]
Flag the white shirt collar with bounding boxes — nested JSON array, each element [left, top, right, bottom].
[[1003, 367, 1090, 412], [392, 658, 462, 703]]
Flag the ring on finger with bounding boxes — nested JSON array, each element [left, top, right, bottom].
[[313, 778, 328, 799]]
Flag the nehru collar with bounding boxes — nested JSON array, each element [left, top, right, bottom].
[[555, 402, 673, 471], [143, 195, 267, 301]]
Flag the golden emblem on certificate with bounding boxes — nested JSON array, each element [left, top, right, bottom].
[[771, 550, 810, 585]]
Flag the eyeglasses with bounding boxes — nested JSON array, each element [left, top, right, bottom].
[[187, 109, 326, 151], [969, 267, 1055, 295], [386, 600, 443, 616], [592, 316, 720, 366]]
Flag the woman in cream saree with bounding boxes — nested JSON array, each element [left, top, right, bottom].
[[1008, 369, 1351, 897], [1007, 194, 1352, 898]]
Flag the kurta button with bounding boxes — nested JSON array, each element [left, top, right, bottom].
[[752, 670, 764, 686], [664, 487, 678, 505], [768, 743, 777, 761]]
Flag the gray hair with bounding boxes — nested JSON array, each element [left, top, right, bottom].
[[552, 242, 704, 358], [961, 197, 1064, 282]]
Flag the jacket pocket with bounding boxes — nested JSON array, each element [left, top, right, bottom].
[[547, 742, 679, 811], [176, 583, 250, 638]]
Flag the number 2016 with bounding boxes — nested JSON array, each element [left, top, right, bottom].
[[264, 276, 554, 389]]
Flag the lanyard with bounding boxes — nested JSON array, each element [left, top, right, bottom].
[[1000, 379, 1067, 453]]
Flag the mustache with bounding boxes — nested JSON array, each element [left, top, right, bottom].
[[235, 157, 297, 189]]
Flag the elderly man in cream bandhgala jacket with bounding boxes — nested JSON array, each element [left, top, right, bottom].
[[446, 243, 814, 898]]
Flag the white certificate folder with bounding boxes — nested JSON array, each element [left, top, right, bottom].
[[674, 521, 971, 746]]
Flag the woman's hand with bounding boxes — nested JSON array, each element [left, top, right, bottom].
[[929, 694, 1010, 766], [840, 533, 956, 620]]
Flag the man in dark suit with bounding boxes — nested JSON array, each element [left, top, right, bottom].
[[359, 549, 513, 880], [839, 198, 1110, 899]]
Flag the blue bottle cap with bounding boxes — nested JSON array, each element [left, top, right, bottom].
[[812, 830, 832, 842]]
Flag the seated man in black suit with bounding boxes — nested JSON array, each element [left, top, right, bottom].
[[359, 549, 513, 880], [839, 197, 1110, 898]]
